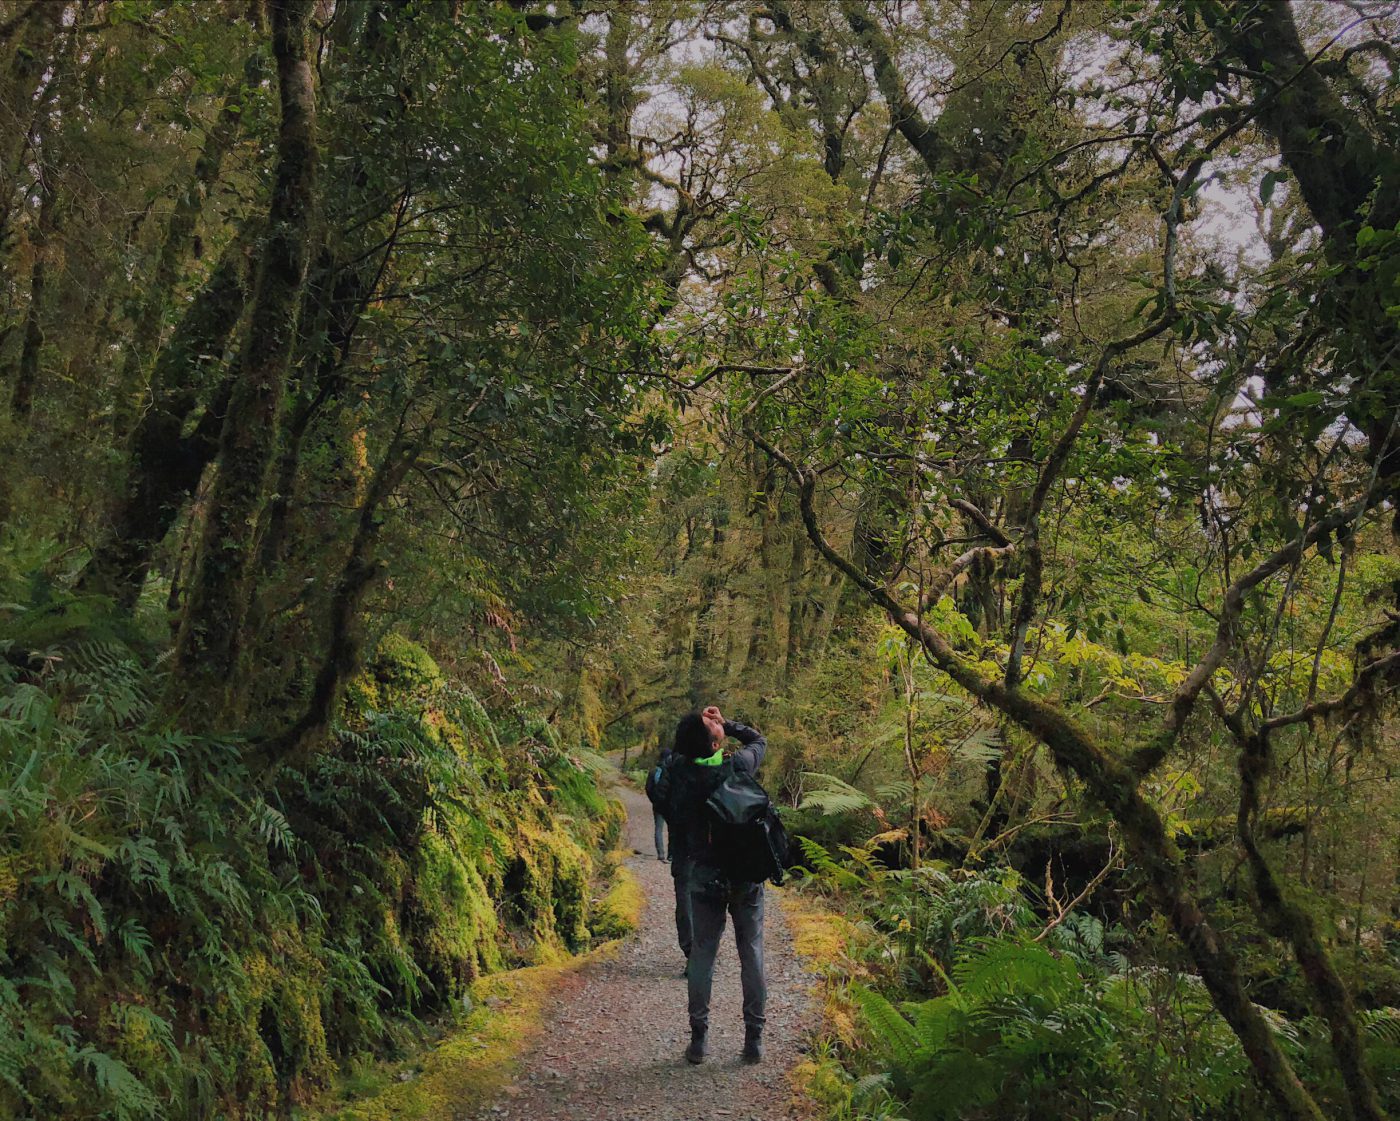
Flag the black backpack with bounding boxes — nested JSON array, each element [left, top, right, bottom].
[[704, 761, 791, 885], [645, 756, 670, 810]]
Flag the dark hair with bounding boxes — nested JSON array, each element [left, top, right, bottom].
[[673, 712, 711, 758]]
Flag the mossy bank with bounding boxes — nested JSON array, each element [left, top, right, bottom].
[[0, 630, 628, 1120]]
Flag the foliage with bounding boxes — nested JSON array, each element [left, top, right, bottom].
[[796, 844, 1400, 1121], [3, 0, 1400, 1117], [0, 608, 622, 1119]]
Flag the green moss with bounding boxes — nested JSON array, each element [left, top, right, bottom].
[[773, 885, 874, 1075], [589, 861, 644, 941], [410, 828, 502, 991], [346, 634, 448, 714]]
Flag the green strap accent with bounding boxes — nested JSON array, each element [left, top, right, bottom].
[[694, 746, 724, 766]]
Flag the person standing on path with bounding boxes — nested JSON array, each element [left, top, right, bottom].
[[661, 705, 768, 1066], [645, 744, 673, 863], [647, 744, 691, 967]]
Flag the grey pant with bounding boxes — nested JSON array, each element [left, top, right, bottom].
[[674, 871, 692, 957], [653, 809, 669, 860], [686, 877, 766, 1031]]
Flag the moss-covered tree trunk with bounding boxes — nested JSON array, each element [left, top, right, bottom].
[[1205, 0, 1399, 486], [272, 419, 424, 762], [175, 0, 317, 720], [77, 233, 255, 607], [1235, 724, 1388, 1121], [5, 13, 72, 421], [0, 0, 61, 256], [110, 41, 262, 440]]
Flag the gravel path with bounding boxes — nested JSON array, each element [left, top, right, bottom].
[[471, 777, 816, 1121]]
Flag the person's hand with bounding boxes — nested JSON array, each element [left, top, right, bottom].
[[700, 706, 725, 746]]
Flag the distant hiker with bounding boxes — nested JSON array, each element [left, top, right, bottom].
[[660, 704, 772, 1066], [645, 744, 673, 862], [648, 741, 692, 966]]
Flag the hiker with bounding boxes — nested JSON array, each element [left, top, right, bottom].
[[645, 744, 673, 862], [661, 704, 768, 1065], [649, 742, 693, 969], [646, 743, 691, 965]]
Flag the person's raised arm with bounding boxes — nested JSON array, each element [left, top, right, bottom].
[[724, 719, 766, 774]]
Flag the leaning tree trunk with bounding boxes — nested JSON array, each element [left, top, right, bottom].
[[1235, 723, 1388, 1121], [174, 0, 317, 722], [269, 420, 424, 764], [77, 232, 255, 607], [110, 41, 264, 440]]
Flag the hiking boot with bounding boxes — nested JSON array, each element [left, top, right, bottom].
[[742, 1026, 763, 1064], [685, 1028, 708, 1064]]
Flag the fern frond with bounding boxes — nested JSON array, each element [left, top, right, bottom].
[[851, 984, 923, 1068], [1362, 1007, 1400, 1046]]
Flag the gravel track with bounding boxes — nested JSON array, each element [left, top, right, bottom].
[[470, 777, 816, 1121]]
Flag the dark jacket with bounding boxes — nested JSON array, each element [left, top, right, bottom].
[[662, 721, 766, 881]]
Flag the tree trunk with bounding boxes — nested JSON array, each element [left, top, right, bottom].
[[0, 0, 61, 257], [5, 12, 71, 421], [1206, 1, 1400, 485], [254, 237, 386, 583], [270, 420, 422, 762], [1237, 727, 1387, 1121], [111, 43, 263, 439], [77, 232, 255, 606], [781, 516, 807, 684], [175, 0, 318, 720], [756, 430, 1331, 1121], [897, 604, 1326, 1120], [8, 170, 52, 419]]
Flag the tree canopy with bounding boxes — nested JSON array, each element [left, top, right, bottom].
[[2, 2, 1399, 1119]]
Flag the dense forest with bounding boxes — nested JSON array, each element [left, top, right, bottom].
[[1, 0, 1399, 1119]]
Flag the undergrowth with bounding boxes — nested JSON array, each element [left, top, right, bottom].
[[787, 837, 1400, 1121], [0, 591, 623, 1119]]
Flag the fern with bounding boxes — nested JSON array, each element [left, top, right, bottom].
[[796, 836, 870, 892], [1362, 1007, 1400, 1046], [852, 984, 923, 1069], [801, 770, 877, 816], [947, 725, 1003, 767], [75, 1048, 157, 1121]]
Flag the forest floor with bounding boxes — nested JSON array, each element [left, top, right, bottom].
[[466, 771, 819, 1121]]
